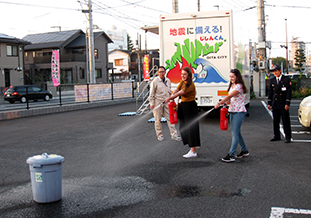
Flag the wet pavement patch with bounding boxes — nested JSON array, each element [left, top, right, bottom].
[[0, 176, 251, 217], [158, 185, 251, 198]]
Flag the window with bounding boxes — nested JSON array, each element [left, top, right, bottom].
[[66, 70, 73, 83], [32, 86, 41, 92], [61, 70, 73, 84], [115, 59, 124, 66], [43, 52, 52, 56], [80, 68, 85, 79], [95, 69, 102, 78], [7, 45, 18, 56], [25, 52, 28, 61]]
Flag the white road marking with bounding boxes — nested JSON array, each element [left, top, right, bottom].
[[287, 125, 303, 127], [262, 101, 273, 118], [270, 207, 311, 218], [261, 101, 311, 143], [292, 131, 311, 134], [290, 119, 299, 122], [262, 101, 285, 138]]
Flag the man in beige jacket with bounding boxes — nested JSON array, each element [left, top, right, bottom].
[[149, 66, 181, 141]]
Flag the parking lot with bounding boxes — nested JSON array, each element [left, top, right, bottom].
[[0, 99, 310, 218]]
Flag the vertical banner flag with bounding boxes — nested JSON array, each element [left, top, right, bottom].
[[51, 50, 60, 87], [143, 54, 149, 80]]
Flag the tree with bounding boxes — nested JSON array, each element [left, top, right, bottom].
[[127, 34, 134, 51], [272, 57, 287, 72], [294, 48, 306, 77]]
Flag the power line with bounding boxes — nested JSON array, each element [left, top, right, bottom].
[[91, 0, 161, 30], [266, 4, 311, 9], [92, 0, 142, 29], [0, 1, 80, 11], [119, 0, 167, 13]]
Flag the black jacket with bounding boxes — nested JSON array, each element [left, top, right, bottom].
[[268, 76, 292, 110]]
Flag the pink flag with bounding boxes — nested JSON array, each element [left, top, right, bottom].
[[51, 50, 60, 87]]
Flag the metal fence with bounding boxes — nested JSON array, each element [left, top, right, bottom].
[[0, 82, 135, 111]]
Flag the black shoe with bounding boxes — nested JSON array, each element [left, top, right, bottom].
[[270, 138, 281, 141], [236, 150, 250, 158], [284, 139, 291, 143], [222, 154, 235, 162]]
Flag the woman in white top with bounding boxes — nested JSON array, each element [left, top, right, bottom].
[[214, 69, 249, 163]]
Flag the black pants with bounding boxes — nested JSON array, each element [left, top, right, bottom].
[[179, 100, 201, 148], [272, 108, 291, 140]]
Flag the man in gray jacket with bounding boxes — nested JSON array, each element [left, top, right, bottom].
[[149, 66, 181, 141]]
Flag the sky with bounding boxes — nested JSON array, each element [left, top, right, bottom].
[[0, 0, 310, 59]]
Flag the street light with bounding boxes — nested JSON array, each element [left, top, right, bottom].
[[280, 45, 288, 73], [285, 19, 289, 74]]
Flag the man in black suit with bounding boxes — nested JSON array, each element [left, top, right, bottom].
[[267, 64, 292, 143]]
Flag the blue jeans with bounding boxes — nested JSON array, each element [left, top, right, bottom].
[[229, 112, 248, 156]]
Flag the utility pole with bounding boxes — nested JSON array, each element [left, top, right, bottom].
[[85, 29, 90, 84], [172, 0, 178, 13], [137, 33, 142, 82], [285, 19, 289, 74], [254, 0, 266, 97], [197, 0, 200, 12], [87, 0, 95, 84]]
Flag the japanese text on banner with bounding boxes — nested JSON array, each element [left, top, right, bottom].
[[51, 50, 60, 87]]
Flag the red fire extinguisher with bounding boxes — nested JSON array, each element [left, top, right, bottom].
[[168, 100, 178, 124], [220, 104, 229, 131]]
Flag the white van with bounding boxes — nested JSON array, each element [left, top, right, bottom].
[[287, 72, 308, 79]]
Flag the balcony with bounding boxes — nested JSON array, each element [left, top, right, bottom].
[[33, 54, 86, 63]]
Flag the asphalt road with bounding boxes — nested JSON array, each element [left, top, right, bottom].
[[0, 99, 310, 218]]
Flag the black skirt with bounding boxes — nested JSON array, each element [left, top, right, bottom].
[[179, 100, 201, 148]]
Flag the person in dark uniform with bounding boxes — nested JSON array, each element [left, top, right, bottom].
[[267, 64, 292, 143]]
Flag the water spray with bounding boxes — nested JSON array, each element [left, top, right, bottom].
[[152, 102, 163, 111], [179, 107, 214, 133]]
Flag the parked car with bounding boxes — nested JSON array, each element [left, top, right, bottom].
[[298, 95, 311, 127], [288, 72, 308, 79], [4, 85, 53, 104]]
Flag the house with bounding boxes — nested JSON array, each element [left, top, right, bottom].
[[0, 33, 30, 92], [108, 49, 131, 82], [22, 29, 113, 89], [108, 48, 160, 83]]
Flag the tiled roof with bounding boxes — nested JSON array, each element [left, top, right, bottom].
[[23, 29, 83, 50], [0, 33, 30, 44], [23, 30, 112, 50], [109, 49, 130, 55], [66, 31, 113, 48], [0, 33, 15, 39], [23, 30, 81, 44]]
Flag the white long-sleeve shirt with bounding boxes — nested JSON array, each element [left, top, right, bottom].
[[149, 76, 172, 106]]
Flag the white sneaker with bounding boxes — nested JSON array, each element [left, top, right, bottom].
[[183, 150, 197, 158], [157, 136, 164, 141], [171, 136, 182, 141]]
